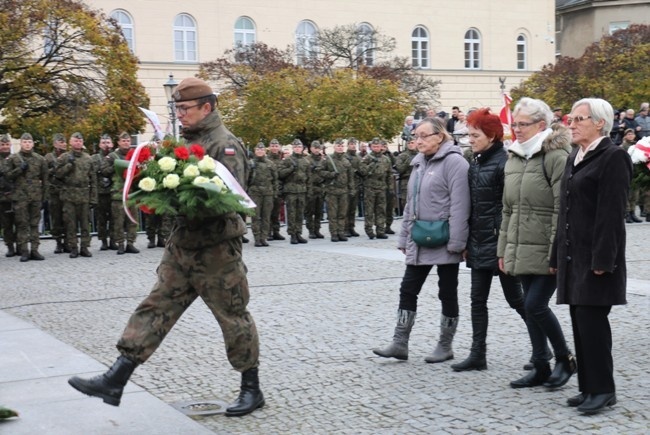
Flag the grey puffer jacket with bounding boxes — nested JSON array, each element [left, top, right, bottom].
[[398, 140, 470, 266], [497, 125, 571, 275]]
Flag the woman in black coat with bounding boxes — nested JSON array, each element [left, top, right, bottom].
[[551, 98, 632, 415], [452, 108, 527, 372]]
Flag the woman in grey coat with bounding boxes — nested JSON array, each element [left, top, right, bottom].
[[373, 117, 470, 362]]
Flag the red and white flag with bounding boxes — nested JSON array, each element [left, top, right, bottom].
[[500, 93, 515, 142]]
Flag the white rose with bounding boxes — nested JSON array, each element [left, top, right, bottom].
[[162, 173, 180, 189], [210, 176, 225, 192], [197, 155, 216, 172], [183, 164, 200, 178], [138, 177, 156, 192], [192, 176, 210, 186], [158, 156, 177, 172]]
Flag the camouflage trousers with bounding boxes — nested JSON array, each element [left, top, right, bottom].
[[116, 237, 260, 372], [305, 191, 324, 234], [363, 188, 386, 236], [345, 191, 359, 233], [145, 213, 172, 242], [14, 200, 41, 251], [112, 201, 138, 244], [385, 190, 395, 228], [326, 193, 348, 237], [270, 196, 283, 234], [0, 201, 16, 247], [95, 193, 113, 242], [284, 193, 306, 236], [63, 201, 91, 249], [249, 193, 273, 242], [48, 191, 65, 244]]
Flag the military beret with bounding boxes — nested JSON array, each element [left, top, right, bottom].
[[292, 139, 303, 146], [53, 133, 66, 142], [0, 134, 10, 143], [20, 132, 33, 141], [173, 77, 214, 102], [71, 132, 83, 140], [256, 142, 265, 149], [311, 140, 322, 149]]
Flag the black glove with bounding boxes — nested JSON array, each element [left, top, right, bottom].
[[20, 162, 28, 171], [68, 154, 75, 163], [90, 202, 97, 209]]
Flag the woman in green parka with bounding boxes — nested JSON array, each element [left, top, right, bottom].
[[497, 97, 576, 390]]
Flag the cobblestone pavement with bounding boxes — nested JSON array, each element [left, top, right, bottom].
[[2, 221, 649, 434]]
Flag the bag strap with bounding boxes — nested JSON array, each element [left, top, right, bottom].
[[541, 153, 551, 188]]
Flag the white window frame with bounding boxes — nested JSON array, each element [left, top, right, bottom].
[[357, 23, 374, 67], [411, 26, 429, 69], [234, 16, 256, 47], [110, 9, 135, 53], [296, 20, 317, 65], [516, 34, 527, 70], [174, 14, 197, 62], [464, 28, 481, 70]]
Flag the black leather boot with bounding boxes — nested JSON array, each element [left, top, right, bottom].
[[69, 247, 79, 259], [30, 250, 45, 260], [79, 247, 92, 258], [290, 235, 298, 245], [272, 232, 285, 241], [225, 368, 265, 417], [68, 356, 138, 406], [451, 306, 487, 371], [125, 243, 140, 254], [296, 234, 308, 244], [117, 242, 125, 255], [54, 241, 65, 254], [99, 240, 109, 251], [510, 361, 551, 388], [5, 244, 16, 258], [543, 353, 576, 389], [147, 238, 156, 249]]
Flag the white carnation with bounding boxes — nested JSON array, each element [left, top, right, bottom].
[[183, 165, 200, 178], [162, 173, 180, 189], [158, 156, 177, 172]]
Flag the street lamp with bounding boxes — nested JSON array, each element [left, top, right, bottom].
[[163, 73, 179, 138]]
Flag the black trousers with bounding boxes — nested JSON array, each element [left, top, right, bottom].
[[398, 263, 459, 317], [570, 305, 615, 394]]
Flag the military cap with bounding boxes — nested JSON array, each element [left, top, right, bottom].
[[173, 77, 214, 102], [552, 107, 562, 112], [311, 140, 322, 149], [53, 133, 66, 142], [100, 134, 112, 140], [348, 137, 358, 144], [334, 138, 345, 145], [255, 142, 265, 149], [292, 139, 303, 146], [20, 132, 33, 141], [119, 131, 130, 140], [269, 138, 280, 145], [0, 134, 10, 143], [71, 132, 83, 140], [624, 128, 635, 136], [370, 137, 381, 145]]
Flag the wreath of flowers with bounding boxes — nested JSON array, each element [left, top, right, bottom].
[[628, 136, 650, 190], [116, 138, 253, 220]]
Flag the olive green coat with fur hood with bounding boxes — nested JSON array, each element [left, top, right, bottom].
[[497, 125, 571, 275]]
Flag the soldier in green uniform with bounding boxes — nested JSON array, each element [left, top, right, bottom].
[[6, 133, 48, 262], [56, 132, 98, 258], [358, 138, 393, 239], [248, 142, 278, 247], [323, 139, 354, 242], [144, 213, 172, 248], [68, 77, 264, 417], [394, 136, 418, 215], [344, 138, 362, 237], [305, 140, 327, 239], [0, 135, 17, 257], [381, 139, 398, 234], [277, 139, 310, 244], [108, 132, 140, 255], [266, 138, 285, 240], [92, 134, 116, 251], [44, 133, 69, 253]]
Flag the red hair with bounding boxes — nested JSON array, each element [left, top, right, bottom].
[[467, 108, 503, 142]]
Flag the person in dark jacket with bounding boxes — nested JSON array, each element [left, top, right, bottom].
[[450, 108, 527, 372], [550, 98, 631, 415]]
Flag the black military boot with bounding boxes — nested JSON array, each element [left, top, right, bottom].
[[5, 244, 16, 258], [147, 237, 156, 249], [630, 212, 643, 223], [156, 237, 166, 248], [385, 227, 395, 235], [296, 234, 308, 244], [54, 240, 65, 254], [290, 235, 298, 245], [349, 229, 360, 237], [20, 250, 30, 262], [225, 368, 265, 417], [241, 236, 249, 244], [117, 243, 125, 255], [308, 232, 318, 239], [109, 240, 119, 250], [125, 243, 140, 254], [69, 247, 79, 259], [331, 235, 339, 242], [254, 240, 263, 247], [314, 230, 324, 239], [338, 234, 348, 242], [272, 232, 285, 241], [99, 239, 109, 251], [510, 361, 551, 388], [68, 355, 138, 407], [80, 247, 93, 258], [376, 233, 388, 239], [30, 249, 45, 261], [260, 239, 269, 247]]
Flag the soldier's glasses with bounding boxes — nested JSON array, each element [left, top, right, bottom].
[[175, 103, 202, 115]]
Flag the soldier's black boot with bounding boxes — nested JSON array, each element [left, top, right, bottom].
[[385, 226, 395, 235], [331, 235, 339, 242], [109, 239, 119, 250], [156, 237, 166, 248], [225, 368, 265, 417], [315, 230, 324, 239], [308, 232, 318, 239], [5, 244, 16, 258], [290, 235, 298, 245], [296, 234, 308, 244], [147, 237, 155, 249], [373, 309, 416, 360], [20, 247, 30, 262], [272, 231, 285, 241], [54, 240, 65, 254], [125, 243, 140, 254], [30, 249, 45, 261], [117, 243, 125, 255], [349, 229, 360, 237], [338, 233, 348, 242], [80, 247, 92, 258], [68, 355, 138, 407], [69, 247, 79, 259], [99, 239, 109, 251], [630, 212, 642, 223]]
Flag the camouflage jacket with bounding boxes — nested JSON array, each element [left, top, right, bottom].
[[277, 153, 310, 194], [6, 150, 48, 202], [395, 148, 418, 193], [306, 153, 329, 195], [55, 151, 98, 204], [344, 150, 363, 193], [248, 155, 278, 197], [267, 152, 284, 197], [323, 152, 354, 196], [44, 150, 66, 196], [359, 151, 394, 193], [0, 151, 13, 202], [92, 151, 115, 195]]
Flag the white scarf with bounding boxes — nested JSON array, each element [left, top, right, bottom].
[[511, 128, 552, 159]]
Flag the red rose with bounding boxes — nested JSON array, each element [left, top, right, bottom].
[[138, 146, 152, 163], [174, 147, 190, 160], [125, 149, 135, 161], [140, 204, 155, 214], [189, 144, 205, 159]]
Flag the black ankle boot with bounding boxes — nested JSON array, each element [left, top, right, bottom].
[[543, 353, 576, 388], [225, 368, 265, 417], [510, 361, 551, 388], [451, 352, 487, 372], [68, 356, 138, 406]]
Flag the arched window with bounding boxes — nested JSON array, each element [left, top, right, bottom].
[[296, 21, 317, 65], [357, 23, 374, 66], [174, 14, 197, 62], [234, 17, 256, 47], [517, 34, 527, 70], [110, 10, 135, 53], [464, 28, 481, 69], [411, 26, 429, 68]]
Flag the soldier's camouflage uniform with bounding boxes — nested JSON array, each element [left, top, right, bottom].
[[116, 111, 260, 372], [267, 151, 284, 236], [344, 149, 363, 235], [358, 150, 393, 237], [56, 150, 98, 251], [277, 151, 310, 238], [6, 150, 48, 254], [144, 213, 172, 247], [383, 150, 397, 231], [45, 149, 67, 248], [323, 151, 354, 239], [247, 153, 278, 244], [305, 153, 327, 237], [394, 147, 418, 214], [108, 148, 139, 247], [92, 150, 115, 245], [0, 150, 16, 252]]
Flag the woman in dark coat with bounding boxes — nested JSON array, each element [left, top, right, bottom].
[[451, 108, 527, 372], [551, 98, 632, 415]]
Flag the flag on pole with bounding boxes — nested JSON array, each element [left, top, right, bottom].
[[139, 107, 164, 140], [499, 93, 515, 143]]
